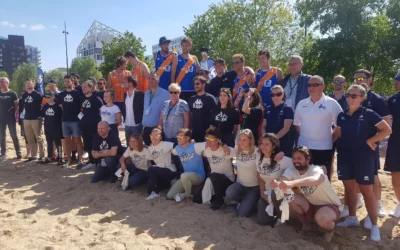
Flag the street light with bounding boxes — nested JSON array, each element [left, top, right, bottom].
[[62, 21, 69, 75]]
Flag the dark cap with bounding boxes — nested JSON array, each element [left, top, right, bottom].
[[159, 36, 171, 45], [200, 47, 209, 53], [124, 51, 136, 58], [44, 91, 54, 98], [214, 58, 225, 65], [47, 79, 58, 85]]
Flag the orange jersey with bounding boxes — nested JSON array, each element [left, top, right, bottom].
[[131, 62, 149, 92], [110, 70, 131, 102]]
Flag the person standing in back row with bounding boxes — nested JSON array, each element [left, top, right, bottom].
[[154, 36, 177, 90], [0, 77, 21, 161], [125, 51, 150, 92], [123, 76, 144, 144]]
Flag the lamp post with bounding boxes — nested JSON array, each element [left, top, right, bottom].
[[62, 21, 69, 74]]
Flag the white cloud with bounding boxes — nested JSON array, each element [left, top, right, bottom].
[[20, 24, 27, 28], [50, 25, 58, 29], [29, 24, 46, 31], [0, 21, 15, 27]]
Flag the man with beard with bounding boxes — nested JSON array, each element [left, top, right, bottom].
[[271, 146, 342, 242], [71, 73, 82, 94], [329, 75, 348, 110], [154, 36, 177, 90], [97, 78, 107, 102]]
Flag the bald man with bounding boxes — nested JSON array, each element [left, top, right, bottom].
[[91, 121, 122, 183]]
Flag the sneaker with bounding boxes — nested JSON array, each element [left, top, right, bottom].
[[16, 154, 22, 160], [363, 216, 372, 229], [76, 161, 85, 170], [337, 216, 360, 227], [146, 191, 160, 200], [63, 160, 71, 168], [370, 226, 381, 242], [38, 158, 51, 164], [377, 201, 387, 218], [340, 206, 349, 218], [174, 193, 182, 203], [82, 152, 89, 159], [81, 163, 96, 170], [0, 155, 6, 161], [389, 204, 400, 218], [23, 155, 30, 159], [57, 160, 64, 166], [274, 219, 284, 227]]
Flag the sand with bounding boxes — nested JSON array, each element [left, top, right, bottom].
[[1, 129, 400, 250]]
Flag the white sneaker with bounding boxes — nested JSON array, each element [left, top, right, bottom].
[[81, 163, 96, 170], [274, 219, 284, 227], [363, 216, 372, 229], [389, 204, 400, 218], [174, 193, 184, 203], [82, 152, 89, 159], [377, 201, 387, 217], [340, 206, 349, 218], [337, 216, 360, 227], [370, 226, 381, 242], [146, 191, 160, 200]]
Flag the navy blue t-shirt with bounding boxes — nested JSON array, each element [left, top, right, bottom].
[[22, 90, 43, 120], [329, 93, 348, 111], [336, 107, 382, 150], [80, 94, 103, 127], [41, 103, 62, 134], [206, 71, 237, 97], [265, 103, 294, 134], [59, 90, 82, 122], [363, 91, 390, 118], [189, 93, 217, 139], [209, 107, 240, 134], [93, 91, 105, 104], [242, 106, 263, 143]]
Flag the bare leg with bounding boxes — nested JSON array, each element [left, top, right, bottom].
[[392, 172, 400, 202], [359, 184, 377, 225], [73, 137, 83, 161], [64, 137, 72, 161], [343, 180, 358, 216], [373, 175, 382, 201], [289, 193, 311, 232], [314, 206, 337, 242]]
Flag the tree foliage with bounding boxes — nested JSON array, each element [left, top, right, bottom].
[[44, 69, 66, 91], [99, 31, 150, 77], [184, 0, 304, 71], [70, 57, 102, 83], [0, 71, 8, 78], [11, 63, 37, 94]]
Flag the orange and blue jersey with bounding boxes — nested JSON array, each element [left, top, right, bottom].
[[232, 72, 251, 105], [155, 51, 173, 90], [175, 54, 197, 92], [256, 68, 278, 109]]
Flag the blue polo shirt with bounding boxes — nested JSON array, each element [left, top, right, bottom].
[[336, 107, 382, 151], [142, 87, 170, 127], [265, 103, 294, 134], [329, 93, 348, 110], [363, 91, 390, 118], [173, 143, 205, 180]]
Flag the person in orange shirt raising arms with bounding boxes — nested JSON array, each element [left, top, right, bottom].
[[124, 51, 150, 92]]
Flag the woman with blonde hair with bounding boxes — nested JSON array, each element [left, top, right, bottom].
[[100, 90, 122, 139]]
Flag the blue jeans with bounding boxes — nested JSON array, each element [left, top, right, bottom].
[[125, 163, 148, 187], [225, 182, 260, 217], [62, 121, 81, 137], [125, 124, 143, 144], [91, 156, 119, 183]]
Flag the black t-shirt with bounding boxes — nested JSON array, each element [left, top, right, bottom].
[[75, 85, 83, 94], [242, 106, 263, 143], [0, 90, 18, 121], [59, 90, 82, 122], [209, 107, 240, 134], [22, 90, 43, 120], [41, 103, 63, 134], [80, 94, 103, 127], [92, 133, 122, 158], [206, 71, 237, 97], [189, 93, 217, 138], [93, 91, 105, 104]]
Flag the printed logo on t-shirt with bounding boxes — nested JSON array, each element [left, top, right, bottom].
[[101, 110, 112, 116], [215, 112, 228, 122], [82, 100, 91, 108], [193, 99, 203, 109], [132, 154, 145, 162], [299, 186, 317, 196], [236, 153, 256, 163], [164, 65, 171, 72], [207, 155, 225, 164], [45, 108, 55, 116], [151, 149, 163, 159], [25, 96, 33, 103], [264, 80, 272, 87], [64, 94, 74, 102], [259, 163, 280, 175], [100, 140, 109, 150], [180, 152, 195, 163]]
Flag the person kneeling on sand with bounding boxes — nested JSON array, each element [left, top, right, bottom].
[[271, 146, 342, 242]]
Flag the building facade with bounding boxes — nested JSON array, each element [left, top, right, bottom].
[[25, 45, 42, 68], [151, 36, 185, 55], [76, 21, 122, 66], [0, 35, 27, 78]]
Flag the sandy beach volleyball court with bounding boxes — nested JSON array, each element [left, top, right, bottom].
[[0, 130, 399, 250]]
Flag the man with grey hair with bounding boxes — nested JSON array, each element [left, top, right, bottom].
[[293, 75, 342, 179], [0, 77, 21, 160]]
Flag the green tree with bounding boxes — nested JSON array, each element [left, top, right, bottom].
[[184, 0, 303, 71], [70, 57, 102, 83], [0, 71, 8, 78], [99, 31, 150, 77], [11, 63, 37, 94], [44, 69, 65, 90]]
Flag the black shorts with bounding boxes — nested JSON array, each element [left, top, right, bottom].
[[309, 149, 333, 179], [337, 149, 375, 185]]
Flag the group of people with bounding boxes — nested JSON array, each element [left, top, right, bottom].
[[0, 35, 400, 244]]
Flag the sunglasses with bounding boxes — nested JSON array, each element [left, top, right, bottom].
[[333, 80, 345, 84], [169, 91, 179, 94], [177, 135, 185, 139], [205, 137, 218, 142], [150, 135, 161, 139], [345, 93, 363, 99], [270, 92, 283, 97], [232, 61, 242, 65], [307, 83, 322, 88], [193, 82, 203, 86], [395, 76, 400, 81], [353, 77, 367, 82]]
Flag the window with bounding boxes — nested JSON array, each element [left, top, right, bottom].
[[20, 52, 24, 56], [17, 57, 20, 60], [11, 52, 15, 55], [97, 55, 102, 60], [12, 57, 15, 60], [12, 62, 15, 66]]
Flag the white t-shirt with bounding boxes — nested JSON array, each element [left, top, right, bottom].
[[294, 95, 342, 150], [124, 91, 136, 126], [282, 164, 342, 206], [202, 144, 235, 182], [235, 147, 258, 187], [123, 147, 151, 171], [256, 155, 293, 191], [100, 104, 121, 125], [148, 141, 176, 172]]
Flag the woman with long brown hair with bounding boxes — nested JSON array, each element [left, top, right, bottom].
[[241, 88, 264, 145]]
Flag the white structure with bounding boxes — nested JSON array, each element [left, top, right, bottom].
[[152, 36, 185, 55], [76, 21, 122, 66], [25, 45, 42, 68]]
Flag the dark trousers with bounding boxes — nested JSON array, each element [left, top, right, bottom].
[[126, 163, 149, 187], [82, 125, 97, 163], [45, 133, 62, 159], [148, 166, 177, 194], [209, 172, 233, 207], [257, 190, 283, 226], [142, 126, 155, 146], [225, 182, 260, 217], [91, 156, 119, 183], [0, 119, 21, 156]]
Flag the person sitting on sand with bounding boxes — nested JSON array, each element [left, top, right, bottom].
[[119, 134, 151, 189], [167, 128, 205, 204], [271, 146, 342, 242]]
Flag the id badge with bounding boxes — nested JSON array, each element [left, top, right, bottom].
[[144, 107, 151, 115], [122, 82, 126, 88], [78, 112, 84, 120], [101, 158, 107, 167]]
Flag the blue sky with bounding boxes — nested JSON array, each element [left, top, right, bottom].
[[0, 0, 217, 71]]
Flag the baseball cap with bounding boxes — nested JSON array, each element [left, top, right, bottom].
[[200, 47, 210, 53], [44, 91, 54, 98], [159, 36, 171, 45], [214, 58, 226, 65]]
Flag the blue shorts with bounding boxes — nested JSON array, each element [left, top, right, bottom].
[[62, 121, 82, 137], [337, 149, 375, 185]]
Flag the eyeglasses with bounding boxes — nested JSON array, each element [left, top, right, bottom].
[[307, 83, 322, 88], [395, 76, 400, 81], [345, 93, 363, 99], [288, 62, 300, 66], [353, 77, 367, 82], [333, 80, 345, 84], [169, 91, 179, 94], [193, 82, 203, 86], [270, 92, 283, 97], [150, 135, 161, 139], [205, 137, 218, 142], [232, 61, 242, 65]]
